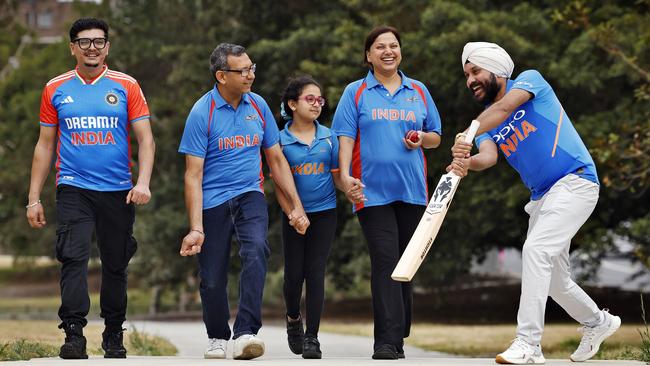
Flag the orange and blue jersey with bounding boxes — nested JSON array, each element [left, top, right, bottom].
[[332, 71, 442, 212], [279, 121, 339, 213], [178, 86, 279, 210], [39, 65, 150, 191], [475, 70, 598, 200]]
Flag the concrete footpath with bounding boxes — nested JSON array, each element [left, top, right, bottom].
[[4, 320, 644, 365]]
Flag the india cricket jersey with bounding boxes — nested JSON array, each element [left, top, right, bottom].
[[179, 86, 279, 210], [39, 66, 150, 191], [332, 71, 442, 212], [475, 70, 598, 200], [279, 121, 339, 213]]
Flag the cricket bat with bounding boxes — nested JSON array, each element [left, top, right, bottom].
[[391, 120, 481, 282]]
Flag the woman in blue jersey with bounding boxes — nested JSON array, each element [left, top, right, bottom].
[[275, 76, 363, 359], [331, 26, 442, 359]]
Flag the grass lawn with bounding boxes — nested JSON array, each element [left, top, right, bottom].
[[0, 320, 176, 361], [320, 322, 643, 360]]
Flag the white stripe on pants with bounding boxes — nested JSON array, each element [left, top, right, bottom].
[[516, 174, 601, 346]]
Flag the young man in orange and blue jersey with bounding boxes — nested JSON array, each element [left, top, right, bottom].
[[450, 41, 620, 365], [26, 18, 155, 359]]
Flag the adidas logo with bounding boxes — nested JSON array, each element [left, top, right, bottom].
[[61, 96, 75, 104]]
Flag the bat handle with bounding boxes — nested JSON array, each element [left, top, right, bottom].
[[464, 120, 481, 143]]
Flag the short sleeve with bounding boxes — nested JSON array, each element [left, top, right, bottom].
[[178, 101, 208, 158], [475, 132, 492, 148], [510, 70, 550, 98], [256, 97, 279, 148], [330, 131, 340, 171], [127, 81, 150, 123], [39, 86, 58, 126], [332, 82, 361, 139]]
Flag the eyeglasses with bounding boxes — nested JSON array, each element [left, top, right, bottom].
[[299, 94, 326, 107], [72, 37, 108, 50], [222, 64, 256, 77]]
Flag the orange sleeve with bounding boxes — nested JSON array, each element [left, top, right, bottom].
[[127, 81, 150, 123], [39, 85, 58, 125]]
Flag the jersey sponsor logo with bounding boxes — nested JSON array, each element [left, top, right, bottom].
[[105, 92, 119, 106], [291, 162, 325, 175], [371, 108, 416, 122], [245, 114, 259, 121], [491, 110, 538, 157], [405, 96, 419, 103], [64, 116, 119, 130], [61, 175, 74, 180], [217, 134, 261, 151]]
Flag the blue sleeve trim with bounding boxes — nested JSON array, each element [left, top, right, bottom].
[[178, 148, 206, 158], [130, 115, 150, 124]]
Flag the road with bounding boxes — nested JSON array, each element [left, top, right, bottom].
[[3, 321, 643, 365]]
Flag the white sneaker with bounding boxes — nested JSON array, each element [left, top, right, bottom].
[[233, 334, 265, 360], [495, 338, 545, 364], [204, 338, 227, 359], [570, 309, 621, 362]]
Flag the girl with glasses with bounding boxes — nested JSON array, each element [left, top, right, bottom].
[[275, 75, 364, 359]]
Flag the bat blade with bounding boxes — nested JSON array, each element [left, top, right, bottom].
[[390, 173, 460, 281], [391, 120, 480, 282]]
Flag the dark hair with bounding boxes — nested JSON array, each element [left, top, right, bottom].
[[69, 18, 109, 41], [280, 75, 323, 119], [210, 43, 247, 78], [363, 25, 401, 66]]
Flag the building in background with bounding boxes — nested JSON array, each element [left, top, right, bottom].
[[17, 0, 102, 44]]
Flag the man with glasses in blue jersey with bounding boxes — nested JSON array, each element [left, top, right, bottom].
[[449, 42, 620, 365], [26, 18, 155, 359], [178, 43, 308, 360]]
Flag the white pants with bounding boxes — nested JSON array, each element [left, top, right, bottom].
[[516, 174, 601, 346]]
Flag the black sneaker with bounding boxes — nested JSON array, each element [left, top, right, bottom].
[[58, 323, 88, 359], [286, 316, 304, 355], [372, 344, 398, 360], [397, 347, 405, 359], [302, 336, 322, 359], [102, 328, 127, 358]]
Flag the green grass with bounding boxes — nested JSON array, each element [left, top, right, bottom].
[[0, 339, 58, 361], [0, 321, 177, 360], [128, 326, 178, 356]]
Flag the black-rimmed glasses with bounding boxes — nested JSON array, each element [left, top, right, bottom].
[[72, 38, 108, 50], [222, 64, 256, 77]]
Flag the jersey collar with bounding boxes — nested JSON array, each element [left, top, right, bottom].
[[280, 120, 330, 145], [75, 64, 108, 85], [364, 70, 412, 90], [211, 84, 252, 109]]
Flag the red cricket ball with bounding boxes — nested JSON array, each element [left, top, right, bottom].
[[405, 130, 420, 143]]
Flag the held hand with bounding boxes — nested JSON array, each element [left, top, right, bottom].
[[289, 215, 310, 235], [180, 230, 204, 256], [126, 183, 151, 205], [342, 175, 366, 204], [288, 207, 309, 235], [26, 203, 46, 228]]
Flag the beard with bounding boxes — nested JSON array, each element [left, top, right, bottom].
[[471, 73, 500, 106]]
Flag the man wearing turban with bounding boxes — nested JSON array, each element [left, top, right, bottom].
[[449, 42, 621, 364]]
